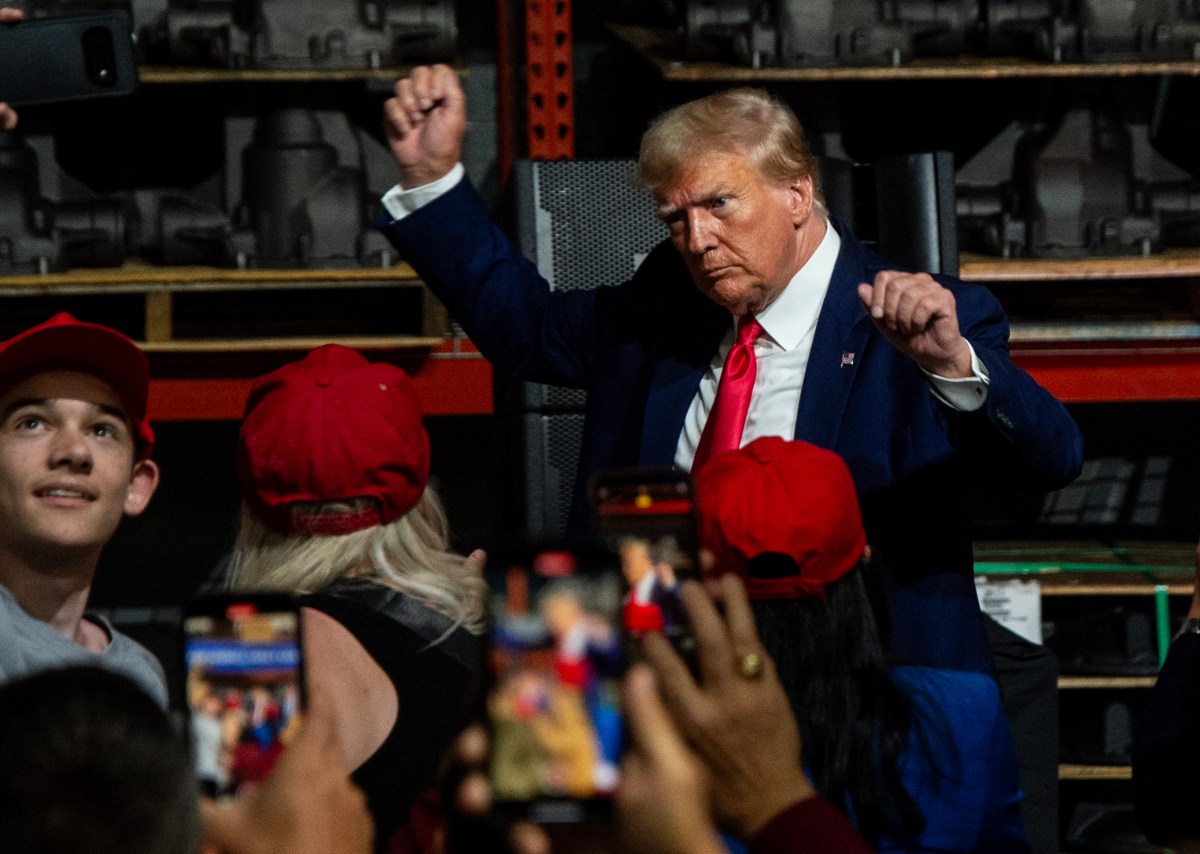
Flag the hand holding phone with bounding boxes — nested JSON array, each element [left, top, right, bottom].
[[0, 11, 138, 108], [200, 690, 373, 854]]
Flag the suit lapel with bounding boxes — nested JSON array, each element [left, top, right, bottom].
[[795, 223, 873, 449], [637, 221, 875, 462]]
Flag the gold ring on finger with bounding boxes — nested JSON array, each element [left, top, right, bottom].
[[738, 651, 764, 681]]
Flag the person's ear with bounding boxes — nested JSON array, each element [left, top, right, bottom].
[[124, 459, 161, 517], [787, 175, 814, 225]]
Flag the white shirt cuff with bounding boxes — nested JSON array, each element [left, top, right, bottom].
[[380, 162, 465, 222], [924, 340, 990, 412]]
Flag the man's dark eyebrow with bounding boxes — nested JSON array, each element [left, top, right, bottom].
[[97, 403, 133, 426], [2, 398, 47, 418]]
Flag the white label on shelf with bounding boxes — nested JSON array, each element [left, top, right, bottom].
[[975, 577, 1043, 645]]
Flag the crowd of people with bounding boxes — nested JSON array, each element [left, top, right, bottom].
[[0, 18, 1196, 851]]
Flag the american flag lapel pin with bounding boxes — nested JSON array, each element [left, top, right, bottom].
[[840, 351, 856, 367]]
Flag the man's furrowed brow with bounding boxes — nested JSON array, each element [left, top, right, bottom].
[[703, 184, 736, 201], [657, 187, 734, 219]]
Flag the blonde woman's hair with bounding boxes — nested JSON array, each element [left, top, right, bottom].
[[638, 87, 826, 214], [225, 488, 487, 635]]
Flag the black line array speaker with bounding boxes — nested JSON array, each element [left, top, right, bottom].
[[506, 154, 958, 541], [516, 411, 586, 542], [873, 151, 959, 277], [509, 159, 665, 540]]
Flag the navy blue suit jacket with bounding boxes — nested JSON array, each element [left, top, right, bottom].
[[379, 178, 1083, 670]]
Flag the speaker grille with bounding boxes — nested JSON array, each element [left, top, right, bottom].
[[519, 411, 586, 541], [507, 160, 666, 538], [515, 159, 664, 411], [531, 159, 663, 292]]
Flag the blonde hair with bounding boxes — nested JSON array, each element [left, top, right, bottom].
[[638, 87, 826, 213], [225, 488, 487, 635]]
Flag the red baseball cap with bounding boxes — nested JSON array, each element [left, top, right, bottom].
[[238, 344, 430, 536], [694, 436, 866, 600], [0, 313, 154, 458]]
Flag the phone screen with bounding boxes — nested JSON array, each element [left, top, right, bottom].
[[487, 548, 626, 822], [591, 468, 700, 655], [182, 594, 304, 798], [485, 472, 699, 821]]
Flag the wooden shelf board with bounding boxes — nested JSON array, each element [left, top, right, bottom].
[[975, 546, 1194, 593], [138, 63, 465, 84], [1008, 322, 1200, 344], [1058, 676, 1157, 689], [974, 544, 1196, 582], [1038, 583, 1193, 595], [609, 24, 1200, 82], [0, 262, 420, 294], [975, 540, 1197, 565], [960, 248, 1200, 282], [1059, 764, 1132, 780]]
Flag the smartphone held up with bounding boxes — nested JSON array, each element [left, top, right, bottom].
[[482, 468, 701, 822], [487, 548, 626, 821], [0, 10, 138, 108], [182, 593, 304, 799]]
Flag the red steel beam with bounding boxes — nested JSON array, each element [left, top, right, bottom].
[[146, 341, 493, 421], [1013, 342, 1200, 402], [525, 0, 573, 159]]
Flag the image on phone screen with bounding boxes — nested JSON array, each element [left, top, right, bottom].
[[591, 469, 700, 655], [488, 550, 625, 819], [182, 595, 303, 798]]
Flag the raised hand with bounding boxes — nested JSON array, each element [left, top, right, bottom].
[[857, 270, 972, 378], [383, 64, 467, 189]]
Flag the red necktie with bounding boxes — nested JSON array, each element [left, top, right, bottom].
[[693, 315, 764, 473]]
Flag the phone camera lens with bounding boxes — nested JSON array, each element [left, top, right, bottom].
[[82, 26, 117, 87]]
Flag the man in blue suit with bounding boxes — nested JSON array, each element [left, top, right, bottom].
[[375, 65, 1082, 674]]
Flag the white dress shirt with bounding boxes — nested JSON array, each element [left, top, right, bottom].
[[673, 221, 990, 471], [381, 163, 465, 221], [674, 222, 839, 471]]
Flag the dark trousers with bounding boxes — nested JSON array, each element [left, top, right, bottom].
[[987, 614, 1059, 854]]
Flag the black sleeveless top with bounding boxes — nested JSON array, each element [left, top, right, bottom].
[[302, 577, 483, 851]]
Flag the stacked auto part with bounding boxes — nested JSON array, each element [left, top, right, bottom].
[[679, 0, 1200, 66], [22, 0, 458, 68], [0, 107, 396, 271]]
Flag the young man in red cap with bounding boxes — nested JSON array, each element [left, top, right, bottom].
[[0, 313, 164, 705]]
